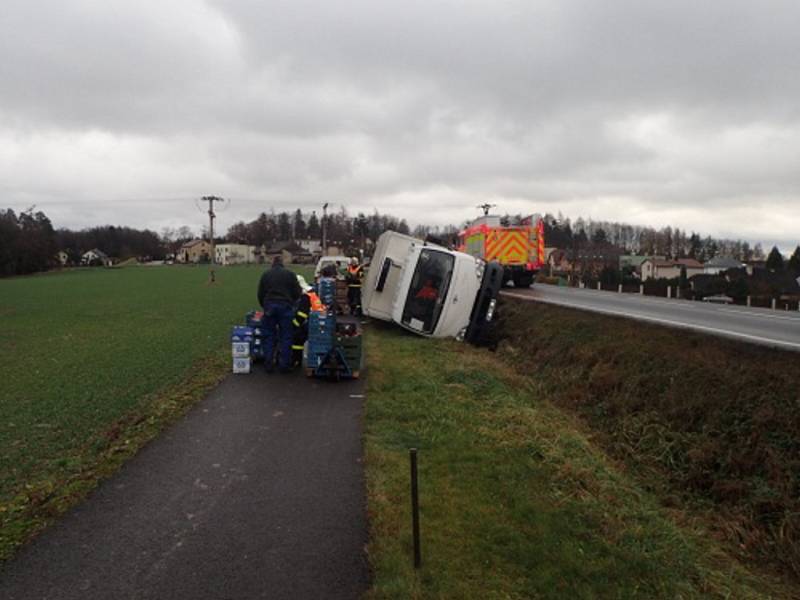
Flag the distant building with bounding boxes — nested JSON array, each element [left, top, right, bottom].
[[264, 241, 314, 264], [619, 255, 664, 276], [297, 239, 322, 255], [177, 239, 211, 263], [703, 256, 745, 275], [81, 248, 113, 267], [544, 246, 622, 277], [641, 258, 704, 281], [547, 249, 571, 274], [745, 260, 767, 276], [215, 244, 256, 265]]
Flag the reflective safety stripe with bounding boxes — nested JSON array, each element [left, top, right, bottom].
[[292, 319, 300, 326], [297, 311, 308, 318], [348, 284, 362, 288], [291, 345, 304, 350]]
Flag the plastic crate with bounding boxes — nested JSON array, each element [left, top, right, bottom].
[[231, 326, 254, 343], [231, 341, 251, 357], [232, 356, 251, 374], [318, 278, 337, 306]]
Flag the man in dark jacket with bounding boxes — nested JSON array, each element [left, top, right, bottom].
[[257, 256, 302, 373]]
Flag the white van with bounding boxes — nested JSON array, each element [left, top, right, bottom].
[[314, 255, 350, 279], [362, 231, 503, 343]]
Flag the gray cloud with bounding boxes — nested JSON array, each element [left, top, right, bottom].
[[1, 0, 799, 250]]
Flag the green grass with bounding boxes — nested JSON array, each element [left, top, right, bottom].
[[0, 263, 312, 559], [497, 299, 800, 583], [364, 323, 790, 599]]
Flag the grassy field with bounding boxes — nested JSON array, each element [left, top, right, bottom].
[[364, 322, 794, 599], [0, 264, 311, 559]]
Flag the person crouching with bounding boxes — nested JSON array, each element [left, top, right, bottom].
[[257, 256, 302, 373]]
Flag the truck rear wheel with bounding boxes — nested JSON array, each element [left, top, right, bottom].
[[512, 273, 534, 288]]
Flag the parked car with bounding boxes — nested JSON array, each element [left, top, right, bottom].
[[703, 294, 734, 304]]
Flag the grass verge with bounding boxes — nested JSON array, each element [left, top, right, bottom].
[[497, 298, 800, 583], [364, 322, 793, 598]]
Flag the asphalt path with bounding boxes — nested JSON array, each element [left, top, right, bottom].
[[0, 371, 369, 599], [503, 284, 800, 351]]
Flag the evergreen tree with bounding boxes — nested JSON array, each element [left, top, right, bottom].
[[766, 246, 785, 271], [688, 233, 702, 259], [277, 212, 291, 241], [788, 245, 800, 273], [307, 212, 321, 239], [293, 209, 306, 239], [591, 228, 607, 244]]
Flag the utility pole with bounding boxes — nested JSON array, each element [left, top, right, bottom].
[[477, 203, 496, 216], [201, 195, 226, 283], [322, 202, 329, 253]]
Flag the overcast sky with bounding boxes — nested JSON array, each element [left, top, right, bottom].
[[1, 1, 799, 250]]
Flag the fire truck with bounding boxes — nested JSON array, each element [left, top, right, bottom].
[[458, 210, 545, 288]]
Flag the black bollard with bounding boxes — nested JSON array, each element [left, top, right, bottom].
[[410, 448, 421, 568]]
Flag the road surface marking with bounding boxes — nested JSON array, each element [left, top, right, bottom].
[[716, 307, 800, 322], [502, 292, 800, 351]]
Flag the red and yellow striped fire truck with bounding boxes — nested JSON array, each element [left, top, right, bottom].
[[458, 213, 545, 287]]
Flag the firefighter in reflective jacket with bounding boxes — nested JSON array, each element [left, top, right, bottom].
[[346, 257, 364, 316], [292, 275, 324, 367]]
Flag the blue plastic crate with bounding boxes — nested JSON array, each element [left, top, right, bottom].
[[231, 326, 254, 343], [318, 278, 337, 306]]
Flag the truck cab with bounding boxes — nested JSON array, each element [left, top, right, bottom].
[[362, 231, 503, 344]]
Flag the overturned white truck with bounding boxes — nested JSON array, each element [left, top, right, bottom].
[[362, 231, 503, 344]]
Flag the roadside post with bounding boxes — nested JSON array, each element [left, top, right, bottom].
[[772, 298, 777, 310], [410, 449, 421, 569], [618, 284, 622, 293], [596, 282, 601, 291], [747, 296, 751, 307], [639, 284, 644, 295], [667, 286, 672, 299]]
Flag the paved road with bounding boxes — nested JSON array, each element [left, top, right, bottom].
[[503, 284, 800, 351], [0, 371, 369, 600]]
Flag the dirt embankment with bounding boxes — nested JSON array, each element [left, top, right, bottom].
[[497, 298, 800, 581]]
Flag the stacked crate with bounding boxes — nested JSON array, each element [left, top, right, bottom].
[[304, 312, 335, 371], [231, 326, 254, 374], [318, 278, 337, 307], [245, 310, 265, 361], [335, 322, 363, 376], [335, 279, 349, 312]]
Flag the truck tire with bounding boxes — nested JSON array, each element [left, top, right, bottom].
[[512, 273, 534, 288]]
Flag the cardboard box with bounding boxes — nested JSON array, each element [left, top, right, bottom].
[[232, 356, 251, 374]]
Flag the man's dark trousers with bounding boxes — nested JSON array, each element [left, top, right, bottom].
[[262, 300, 295, 370]]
